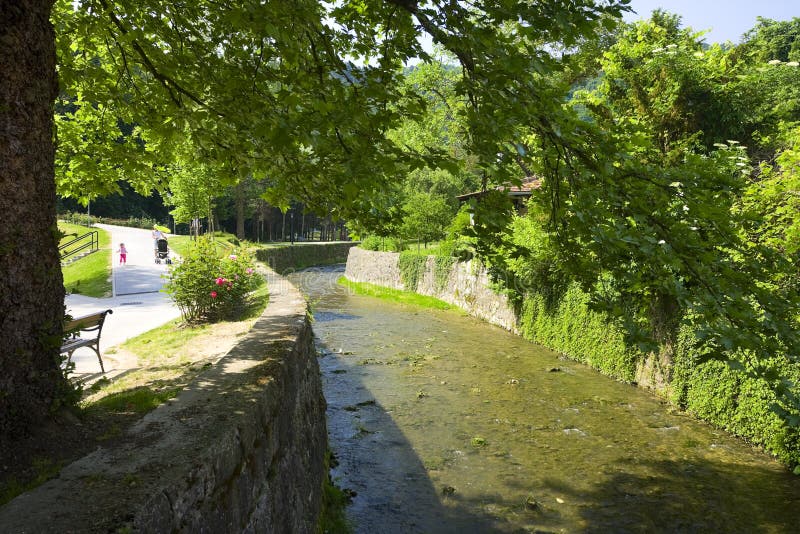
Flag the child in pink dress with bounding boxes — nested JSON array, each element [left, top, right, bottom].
[[117, 243, 127, 265]]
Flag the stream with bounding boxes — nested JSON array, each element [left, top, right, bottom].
[[290, 266, 800, 533]]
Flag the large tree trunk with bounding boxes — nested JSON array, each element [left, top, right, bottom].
[[0, 0, 64, 445]]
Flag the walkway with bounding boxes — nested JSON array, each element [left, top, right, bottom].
[[64, 224, 181, 379]]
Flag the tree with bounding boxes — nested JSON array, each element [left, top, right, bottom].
[[1, 0, 65, 443], [528, 12, 800, 377], [2, 0, 630, 439], [739, 17, 800, 63], [165, 161, 222, 231], [400, 192, 453, 247]]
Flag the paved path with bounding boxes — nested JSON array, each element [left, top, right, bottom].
[[64, 224, 181, 379]]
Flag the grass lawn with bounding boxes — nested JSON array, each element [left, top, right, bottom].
[[59, 222, 112, 298], [85, 279, 269, 414], [400, 240, 448, 255], [337, 276, 454, 310], [168, 232, 244, 259]]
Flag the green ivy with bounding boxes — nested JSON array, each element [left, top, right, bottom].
[[672, 328, 800, 468], [398, 251, 427, 292], [519, 283, 638, 383], [433, 255, 455, 293], [519, 279, 800, 469]]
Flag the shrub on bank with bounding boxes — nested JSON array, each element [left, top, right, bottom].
[[165, 237, 260, 322], [254, 243, 356, 273], [59, 211, 163, 230], [360, 235, 404, 252]]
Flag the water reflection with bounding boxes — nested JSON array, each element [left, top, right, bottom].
[[291, 266, 800, 533]]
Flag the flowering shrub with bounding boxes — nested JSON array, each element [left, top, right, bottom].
[[165, 237, 260, 322]]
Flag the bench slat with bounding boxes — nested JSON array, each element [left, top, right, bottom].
[[61, 309, 113, 374]]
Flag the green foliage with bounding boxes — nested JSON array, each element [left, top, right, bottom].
[[359, 236, 405, 252], [59, 222, 112, 298], [59, 212, 163, 231], [672, 328, 800, 468], [740, 17, 800, 63], [165, 237, 260, 322], [165, 160, 222, 225], [519, 283, 638, 382], [740, 124, 800, 267], [398, 251, 427, 292], [433, 255, 455, 293], [400, 192, 455, 246]]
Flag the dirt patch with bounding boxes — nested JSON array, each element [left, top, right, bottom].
[[0, 318, 252, 506]]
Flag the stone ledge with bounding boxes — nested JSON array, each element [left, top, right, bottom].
[[0, 269, 327, 533]]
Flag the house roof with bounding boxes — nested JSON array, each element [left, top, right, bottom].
[[456, 177, 542, 201]]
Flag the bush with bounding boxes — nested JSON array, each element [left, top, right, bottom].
[[359, 235, 404, 252], [58, 211, 163, 230], [165, 237, 260, 322]]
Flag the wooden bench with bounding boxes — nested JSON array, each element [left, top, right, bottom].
[[61, 309, 113, 373]]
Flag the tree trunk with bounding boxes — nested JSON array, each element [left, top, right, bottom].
[[235, 181, 245, 240], [0, 0, 65, 445]]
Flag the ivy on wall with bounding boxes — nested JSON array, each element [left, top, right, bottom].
[[398, 251, 427, 291]]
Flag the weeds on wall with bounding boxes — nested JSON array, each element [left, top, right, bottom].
[[433, 256, 455, 293], [398, 252, 427, 291]]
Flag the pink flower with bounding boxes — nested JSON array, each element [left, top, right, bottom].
[[229, 254, 237, 260], [215, 277, 225, 285], [246, 268, 254, 275], [210, 291, 218, 299]]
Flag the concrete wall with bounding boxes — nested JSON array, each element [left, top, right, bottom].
[[345, 247, 518, 332], [0, 270, 327, 533]]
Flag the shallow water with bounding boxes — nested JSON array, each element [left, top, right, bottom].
[[290, 267, 800, 533]]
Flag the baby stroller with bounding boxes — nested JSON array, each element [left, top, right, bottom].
[[155, 237, 172, 264]]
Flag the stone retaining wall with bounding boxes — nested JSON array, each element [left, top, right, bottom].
[[345, 247, 518, 332], [256, 242, 357, 274], [0, 270, 327, 533]]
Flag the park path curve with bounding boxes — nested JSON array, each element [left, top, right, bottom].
[[64, 224, 181, 379]]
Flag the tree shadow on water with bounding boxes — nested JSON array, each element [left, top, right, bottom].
[[319, 348, 507, 534], [541, 456, 800, 533]]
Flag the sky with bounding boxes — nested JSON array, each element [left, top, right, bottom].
[[623, 0, 799, 44]]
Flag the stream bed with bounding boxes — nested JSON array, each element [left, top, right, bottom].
[[290, 266, 800, 533]]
